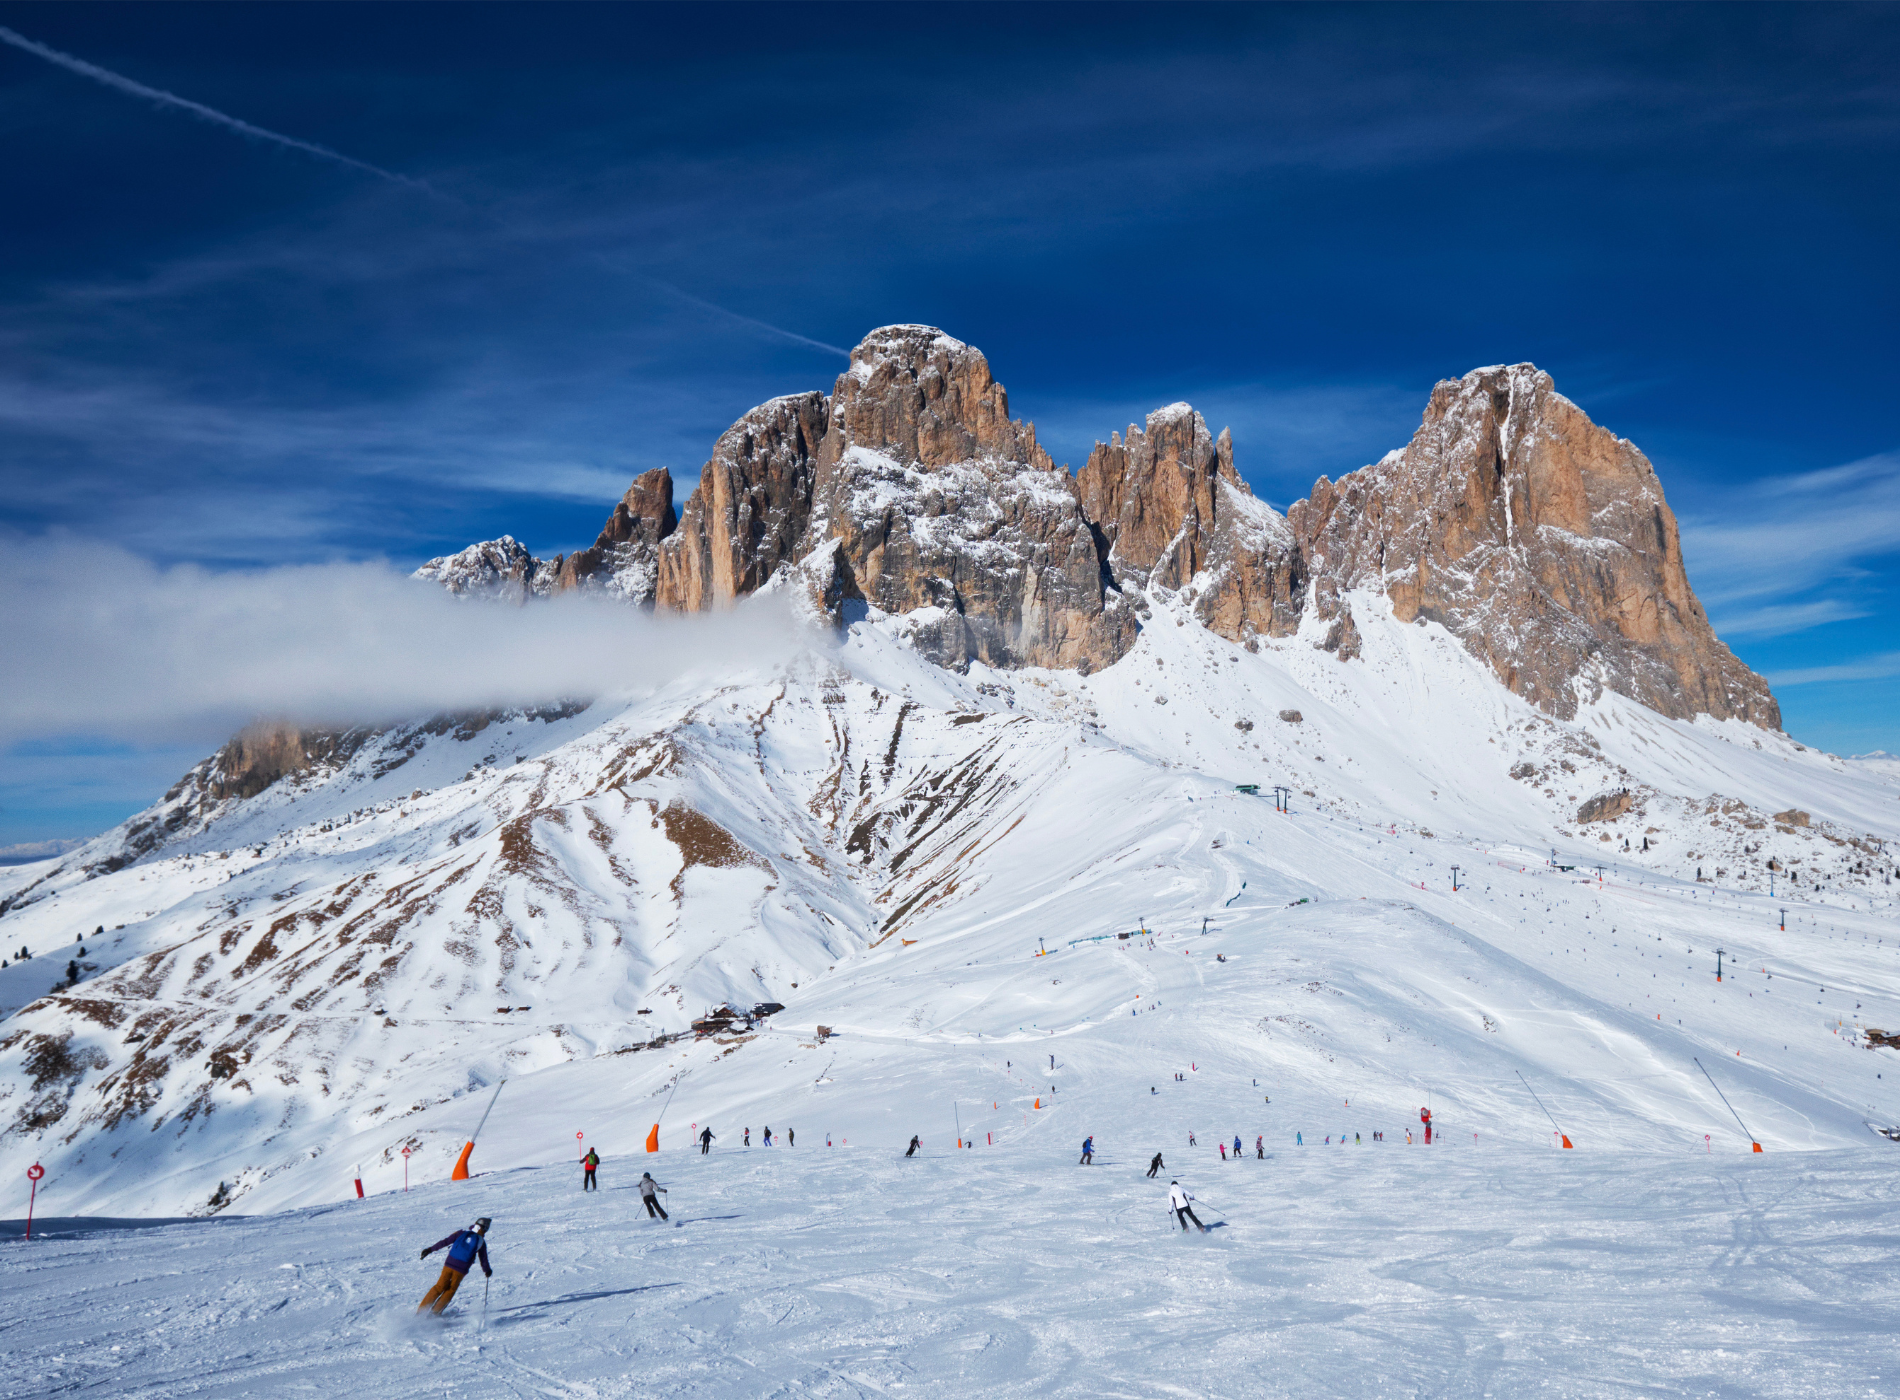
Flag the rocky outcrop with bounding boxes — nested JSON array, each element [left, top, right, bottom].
[[205, 721, 369, 801], [1288, 365, 1780, 726], [413, 536, 558, 602], [1577, 789, 1633, 824], [656, 394, 828, 613], [553, 468, 677, 603], [1317, 607, 1363, 662], [1077, 404, 1301, 644]]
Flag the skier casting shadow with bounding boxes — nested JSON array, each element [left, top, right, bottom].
[[1079, 1136, 1094, 1165], [905, 1135, 921, 1158], [699, 1126, 715, 1155], [1147, 1152, 1164, 1179], [1168, 1181, 1207, 1233], [418, 1217, 492, 1314], [639, 1171, 669, 1219]]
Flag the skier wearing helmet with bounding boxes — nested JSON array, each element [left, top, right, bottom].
[[417, 1217, 493, 1314]]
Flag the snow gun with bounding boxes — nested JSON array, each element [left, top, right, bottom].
[[452, 1079, 507, 1181]]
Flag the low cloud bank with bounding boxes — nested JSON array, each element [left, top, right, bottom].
[[1, 537, 814, 748]]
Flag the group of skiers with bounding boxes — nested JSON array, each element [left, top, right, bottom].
[[575, 1127, 807, 1191], [417, 1121, 1236, 1314]]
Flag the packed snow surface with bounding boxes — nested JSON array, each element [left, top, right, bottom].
[[4, 587, 1899, 1394], [5, 1145, 1896, 1399]]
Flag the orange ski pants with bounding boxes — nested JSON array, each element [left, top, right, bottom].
[[418, 1265, 466, 1314]]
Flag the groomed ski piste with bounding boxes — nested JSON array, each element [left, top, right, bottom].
[[4, 590, 1899, 1396]]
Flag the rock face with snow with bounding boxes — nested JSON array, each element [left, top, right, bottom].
[[656, 394, 828, 613], [554, 467, 677, 603], [412, 536, 558, 602], [1287, 365, 1780, 726], [1077, 403, 1302, 644], [655, 327, 1131, 671], [803, 326, 1131, 672]]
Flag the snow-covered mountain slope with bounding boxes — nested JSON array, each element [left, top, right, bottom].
[[3, 590, 1897, 1219]]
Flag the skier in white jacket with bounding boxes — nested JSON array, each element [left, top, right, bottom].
[[1168, 1180, 1207, 1233]]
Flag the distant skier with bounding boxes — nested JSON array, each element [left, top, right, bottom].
[[763, 1126, 773, 1146], [699, 1126, 715, 1155], [906, 1135, 921, 1158], [638, 1172, 669, 1219], [1147, 1152, 1164, 1178], [1168, 1181, 1206, 1233], [1255, 1135, 1263, 1159], [1233, 1135, 1242, 1159], [1188, 1131, 1196, 1147], [582, 1148, 600, 1190], [417, 1217, 492, 1314], [787, 1128, 794, 1146], [1079, 1136, 1094, 1165], [1296, 1132, 1303, 1146], [1218, 1141, 1227, 1160], [744, 1127, 751, 1147]]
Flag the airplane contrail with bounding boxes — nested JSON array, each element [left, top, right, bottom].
[[0, 22, 441, 196], [649, 279, 850, 358], [1, 24, 847, 359]]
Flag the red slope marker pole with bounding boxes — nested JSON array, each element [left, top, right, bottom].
[[402, 1146, 411, 1191], [25, 1163, 44, 1240]]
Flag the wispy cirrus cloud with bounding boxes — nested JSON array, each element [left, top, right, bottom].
[[1765, 651, 1900, 687], [1683, 450, 1900, 616], [1709, 598, 1872, 640]]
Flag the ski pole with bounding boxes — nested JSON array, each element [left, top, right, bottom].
[[1694, 1057, 1763, 1151]]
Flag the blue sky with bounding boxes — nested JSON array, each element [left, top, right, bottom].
[[1, 1, 1896, 847]]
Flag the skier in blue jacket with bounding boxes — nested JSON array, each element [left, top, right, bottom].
[[418, 1217, 492, 1314], [1079, 1136, 1094, 1165]]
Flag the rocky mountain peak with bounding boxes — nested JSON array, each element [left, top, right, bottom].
[[553, 467, 677, 602], [421, 333, 1778, 732], [412, 535, 558, 602], [1078, 403, 1301, 646], [655, 392, 830, 613], [797, 326, 1125, 670], [1288, 362, 1780, 726], [823, 324, 1050, 474]]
